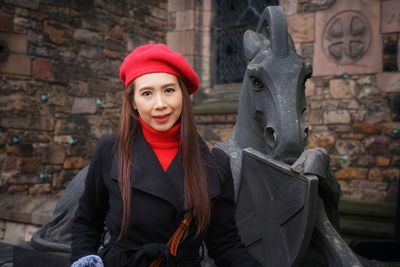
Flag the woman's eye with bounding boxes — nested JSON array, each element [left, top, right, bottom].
[[141, 91, 152, 96], [165, 87, 175, 94]]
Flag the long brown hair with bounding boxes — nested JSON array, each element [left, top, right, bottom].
[[117, 79, 210, 240]]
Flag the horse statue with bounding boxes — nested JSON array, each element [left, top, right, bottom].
[[215, 5, 363, 267]]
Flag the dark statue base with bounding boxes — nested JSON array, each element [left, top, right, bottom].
[[13, 243, 70, 267]]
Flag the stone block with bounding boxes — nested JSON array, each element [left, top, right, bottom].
[[323, 110, 351, 124], [280, 0, 298, 16], [376, 72, 400, 93], [28, 183, 51, 195], [0, 32, 27, 53], [0, 116, 54, 131], [365, 136, 389, 155], [63, 156, 88, 169], [32, 57, 53, 81], [0, 53, 31, 76], [286, 13, 314, 43], [335, 140, 364, 155], [353, 123, 382, 134], [307, 131, 335, 150], [3, 222, 25, 245], [335, 167, 368, 180], [4, 0, 39, 10], [381, 0, 400, 33], [167, 30, 196, 56], [42, 144, 65, 164], [0, 10, 14, 32], [43, 20, 70, 45], [71, 97, 97, 114], [329, 79, 355, 99], [375, 156, 391, 167], [168, 0, 195, 12], [175, 10, 195, 31], [314, 0, 382, 76], [73, 29, 102, 46]]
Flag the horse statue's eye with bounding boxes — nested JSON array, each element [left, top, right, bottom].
[[250, 76, 264, 90]]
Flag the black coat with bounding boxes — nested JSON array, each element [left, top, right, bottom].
[[71, 130, 262, 267]]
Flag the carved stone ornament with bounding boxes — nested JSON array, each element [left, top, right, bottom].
[[323, 11, 371, 65]]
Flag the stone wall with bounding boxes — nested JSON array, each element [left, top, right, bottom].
[[0, 0, 167, 196], [192, 0, 400, 203]]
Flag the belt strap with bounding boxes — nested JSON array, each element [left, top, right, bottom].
[[149, 212, 193, 267]]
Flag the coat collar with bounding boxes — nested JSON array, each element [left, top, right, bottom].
[[110, 129, 221, 212]]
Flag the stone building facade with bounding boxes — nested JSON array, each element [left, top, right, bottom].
[[0, 0, 399, 244]]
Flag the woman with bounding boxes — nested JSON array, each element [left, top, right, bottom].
[[71, 44, 262, 267]]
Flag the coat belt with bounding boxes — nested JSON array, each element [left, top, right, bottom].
[[105, 239, 199, 267]]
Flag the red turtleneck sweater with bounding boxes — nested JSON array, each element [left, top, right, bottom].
[[139, 117, 181, 172]]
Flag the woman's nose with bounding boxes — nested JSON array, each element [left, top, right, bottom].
[[154, 94, 167, 109]]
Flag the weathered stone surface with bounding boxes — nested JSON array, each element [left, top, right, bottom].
[[307, 131, 335, 150], [73, 29, 102, 45], [109, 25, 124, 40], [28, 183, 51, 195], [335, 140, 364, 155], [0, 53, 31, 76], [335, 167, 368, 180], [353, 123, 382, 134], [63, 156, 88, 169], [329, 79, 355, 99], [0, 10, 14, 31], [313, 0, 382, 76], [376, 72, 400, 93], [71, 97, 98, 114], [1, 117, 55, 131], [42, 144, 65, 164], [382, 168, 400, 182], [286, 13, 314, 43], [356, 155, 374, 167], [323, 110, 351, 124], [0, 32, 27, 53], [3, 221, 26, 244], [300, 0, 335, 12], [32, 57, 53, 81], [78, 45, 102, 58], [5, 143, 33, 157], [381, 0, 400, 33], [19, 157, 41, 173], [43, 20, 70, 45], [305, 79, 315, 97], [280, 0, 298, 16], [357, 85, 382, 101], [7, 184, 28, 194], [365, 136, 390, 155], [4, 0, 39, 10]]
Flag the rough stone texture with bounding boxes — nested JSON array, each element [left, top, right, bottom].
[[329, 79, 355, 99], [0, 0, 167, 198], [299, 0, 336, 12], [313, 0, 382, 76], [376, 72, 400, 93], [286, 13, 314, 43], [381, 0, 400, 34], [280, 0, 298, 16]]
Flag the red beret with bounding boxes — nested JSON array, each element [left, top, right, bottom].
[[119, 43, 200, 95]]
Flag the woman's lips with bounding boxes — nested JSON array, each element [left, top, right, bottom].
[[153, 114, 171, 124]]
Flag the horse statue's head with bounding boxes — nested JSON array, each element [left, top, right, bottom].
[[231, 6, 312, 164]]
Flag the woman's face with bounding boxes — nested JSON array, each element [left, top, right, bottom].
[[133, 72, 183, 132]]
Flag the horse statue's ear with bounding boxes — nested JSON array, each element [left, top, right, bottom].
[[243, 30, 269, 60]]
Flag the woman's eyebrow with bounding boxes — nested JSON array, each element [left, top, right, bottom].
[[162, 83, 178, 88], [138, 86, 153, 92]]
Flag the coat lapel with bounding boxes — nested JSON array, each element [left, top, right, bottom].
[[110, 130, 184, 212], [109, 131, 223, 213]]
